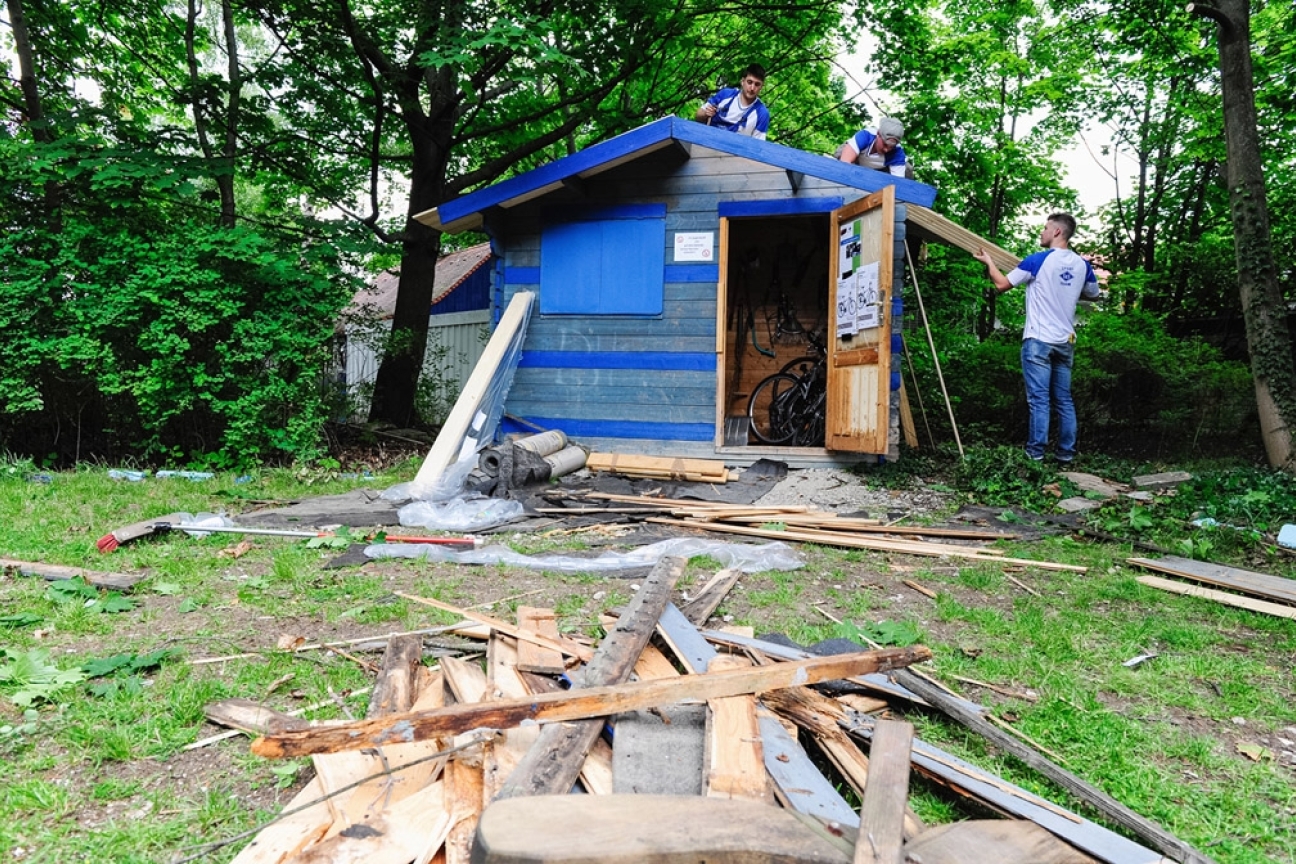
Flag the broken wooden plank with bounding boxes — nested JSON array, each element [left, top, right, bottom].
[[366, 634, 423, 717], [680, 568, 743, 625], [1128, 556, 1296, 606], [471, 794, 857, 864], [513, 607, 565, 674], [396, 592, 593, 661], [903, 820, 1101, 864], [0, 557, 144, 591], [251, 646, 933, 759], [653, 603, 861, 827], [855, 719, 913, 864], [493, 555, 683, 799], [704, 655, 770, 803], [759, 686, 924, 841], [1135, 575, 1296, 620]]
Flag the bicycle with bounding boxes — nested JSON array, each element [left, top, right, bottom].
[[747, 331, 827, 446]]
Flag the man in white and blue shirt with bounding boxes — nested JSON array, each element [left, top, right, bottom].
[[695, 64, 770, 139], [837, 117, 910, 177], [974, 213, 1101, 463]]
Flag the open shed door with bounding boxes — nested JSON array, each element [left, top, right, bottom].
[[826, 187, 895, 453]]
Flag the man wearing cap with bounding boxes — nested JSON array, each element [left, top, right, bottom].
[[695, 64, 770, 139], [837, 117, 910, 177]]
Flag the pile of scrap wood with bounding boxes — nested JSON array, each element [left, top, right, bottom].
[[585, 453, 731, 483], [198, 556, 1216, 864], [538, 491, 1088, 573]]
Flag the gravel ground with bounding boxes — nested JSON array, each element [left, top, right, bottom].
[[750, 468, 955, 519]]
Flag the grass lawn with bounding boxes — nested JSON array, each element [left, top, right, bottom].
[[0, 451, 1293, 863]]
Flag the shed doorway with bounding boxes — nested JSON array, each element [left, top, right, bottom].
[[717, 212, 831, 451], [716, 189, 896, 456]]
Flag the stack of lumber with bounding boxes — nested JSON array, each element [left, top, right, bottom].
[[200, 557, 1212, 864], [1130, 555, 1296, 619], [585, 452, 730, 483], [549, 491, 1087, 574]]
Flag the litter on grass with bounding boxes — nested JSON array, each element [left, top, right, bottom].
[[364, 537, 803, 575]]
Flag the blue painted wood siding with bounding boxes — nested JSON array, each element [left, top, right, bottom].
[[493, 144, 897, 444]]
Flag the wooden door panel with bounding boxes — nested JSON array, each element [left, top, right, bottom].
[[826, 187, 894, 453]]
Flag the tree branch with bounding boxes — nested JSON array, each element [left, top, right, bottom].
[[1186, 3, 1235, 37]]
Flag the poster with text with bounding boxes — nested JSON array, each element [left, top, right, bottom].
[[855, 260, 880, 330]]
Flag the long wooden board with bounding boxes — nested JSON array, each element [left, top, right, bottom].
[[1128, 556, 1296, 605], [251, 647, 933, 758], [648, 518, 1086, 572], [1135, 575, 1296, 620]]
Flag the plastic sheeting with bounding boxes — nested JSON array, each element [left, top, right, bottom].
[[397, 496, 525, 532], [363, 537, 803, 575]]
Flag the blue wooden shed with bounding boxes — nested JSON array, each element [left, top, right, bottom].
[[416, 116, 964, 465]]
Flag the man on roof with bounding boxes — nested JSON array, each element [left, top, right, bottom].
[[695, 64, 770, 140], [837, 117, 912, 178]]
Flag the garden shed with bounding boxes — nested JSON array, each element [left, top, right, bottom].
[[416, 117, 1007, 464]]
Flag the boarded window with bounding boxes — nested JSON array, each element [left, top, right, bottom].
[[539, 204, 666, 315]]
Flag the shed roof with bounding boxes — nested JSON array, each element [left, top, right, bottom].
[[415, 117, 939, 233], [349, 242, 492, 320]]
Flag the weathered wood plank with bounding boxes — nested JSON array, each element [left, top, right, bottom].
[[471, 795, 857, 864], [1128, 556, 1296, 605], [680, 568, 743, 626], [855, 719, 913, 864], [513, 608, 565, 675], [704, 655, 770, 803], [1135, 575, 1296, 619], [251, 646, 933, 758], [903, 821, 1102, 864], [0, 557, 144, 591]]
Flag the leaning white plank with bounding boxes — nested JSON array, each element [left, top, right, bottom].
[[410, 291, 535, 498]]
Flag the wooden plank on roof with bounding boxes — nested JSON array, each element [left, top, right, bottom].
[[905, 205, 1020, 274], [1128, 556, 1296, 605]]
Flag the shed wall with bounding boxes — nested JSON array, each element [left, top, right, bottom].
[[492, 144, 907, 462]]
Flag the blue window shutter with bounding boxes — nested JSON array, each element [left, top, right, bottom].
[[540, 210, 665, 315]]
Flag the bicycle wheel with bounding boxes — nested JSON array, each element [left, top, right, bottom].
[[747, 373, 801, 444]]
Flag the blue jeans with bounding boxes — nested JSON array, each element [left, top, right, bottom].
[[1021, 338, 1076, 460]]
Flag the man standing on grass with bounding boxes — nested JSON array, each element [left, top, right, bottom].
[[974, 213, 1101, 463]]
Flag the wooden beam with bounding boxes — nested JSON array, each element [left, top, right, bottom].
[[855, 719, 914, 864], [251, 646, 933, 759], [904, 204, 1020, 274]]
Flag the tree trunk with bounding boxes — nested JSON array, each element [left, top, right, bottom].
[[367, 91, 451, 427], [1192, 0, 1296, 470], [7, 0, 60, 220]]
